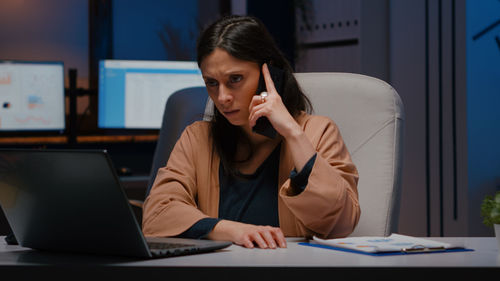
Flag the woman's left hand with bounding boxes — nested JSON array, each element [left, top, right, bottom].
[[248, 63, 302, 139]]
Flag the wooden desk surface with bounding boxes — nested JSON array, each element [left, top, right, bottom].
[[0, 135, 158, 145]]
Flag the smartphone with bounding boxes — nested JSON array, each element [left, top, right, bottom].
[[252, 64, 285, 138]]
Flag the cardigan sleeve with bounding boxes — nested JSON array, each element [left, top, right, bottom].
[[142, 123, 211, 237], [279, 116, 360, 239]]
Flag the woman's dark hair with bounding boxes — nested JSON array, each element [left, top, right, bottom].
[[197, 15, 312, 176]]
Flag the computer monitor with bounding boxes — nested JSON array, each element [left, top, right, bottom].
[[98, 60, 205, 129], [0, 61, 65, 132]]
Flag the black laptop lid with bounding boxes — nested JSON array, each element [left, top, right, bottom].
[[0, 149, 151, 258]]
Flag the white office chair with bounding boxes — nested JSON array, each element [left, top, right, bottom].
[[295, 73, 404, 237], [159, 73, 404, 237]]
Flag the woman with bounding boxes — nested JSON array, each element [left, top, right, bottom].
[[142, 15, 360, 249]]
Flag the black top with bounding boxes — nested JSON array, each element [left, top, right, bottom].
[[179, 144, 317, 239], [218, 143, 281, 227]]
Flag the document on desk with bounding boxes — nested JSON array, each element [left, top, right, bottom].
[[300, 234, 472, 256]]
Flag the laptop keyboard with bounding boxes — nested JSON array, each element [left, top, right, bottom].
[[148, 242, 196, 250], [147, 242, 200, 257]]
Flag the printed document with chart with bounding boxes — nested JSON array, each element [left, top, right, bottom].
[[310, 234, 467, 254]]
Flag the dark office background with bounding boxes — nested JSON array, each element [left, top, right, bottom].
[[0, 0, 499, 238]]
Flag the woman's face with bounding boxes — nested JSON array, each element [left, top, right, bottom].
[[200, 48, 260, 127]]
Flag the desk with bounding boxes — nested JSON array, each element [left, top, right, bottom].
[[0, 237, 498, 279]]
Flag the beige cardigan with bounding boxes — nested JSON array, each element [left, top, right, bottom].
[[142, 113, 360, 239]]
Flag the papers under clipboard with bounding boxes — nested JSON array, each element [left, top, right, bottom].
[[299, 234, 473, 256]]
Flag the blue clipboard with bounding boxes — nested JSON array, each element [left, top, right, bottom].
[[298, 242, 474, 256]]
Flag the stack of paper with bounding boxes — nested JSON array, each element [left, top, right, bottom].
[[310, 234, 467, 254]]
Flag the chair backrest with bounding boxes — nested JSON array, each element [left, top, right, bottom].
[[295, 73, 404, 237], [146, 87, 209, 196]]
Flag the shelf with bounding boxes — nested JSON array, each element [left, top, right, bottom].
[[0, 135, 158, 145]]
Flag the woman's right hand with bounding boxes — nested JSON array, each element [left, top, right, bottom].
[[207, 220, 287, 249]]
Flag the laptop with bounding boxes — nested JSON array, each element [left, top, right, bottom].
[[0, 149, 231, 258]]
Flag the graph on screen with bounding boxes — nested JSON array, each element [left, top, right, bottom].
[[0, 61, 65, 131]]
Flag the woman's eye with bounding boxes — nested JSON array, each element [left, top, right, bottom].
[[229, 75, 242, 83], [205, 79, 218, 87]]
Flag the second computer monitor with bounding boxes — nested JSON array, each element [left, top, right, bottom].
[[98, 60, 206, 129], [0, 60, 65, 133]]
